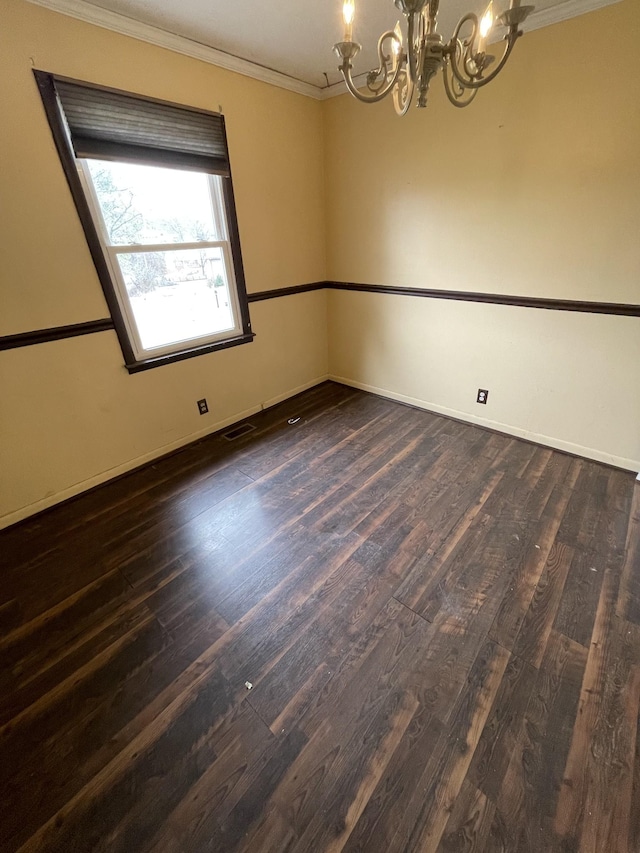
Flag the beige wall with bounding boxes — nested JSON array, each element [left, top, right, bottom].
[[324, 0, 640, 470], [0, 0, 328, 528]]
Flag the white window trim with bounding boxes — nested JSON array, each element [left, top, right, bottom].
[[78, 162, 244, 362]]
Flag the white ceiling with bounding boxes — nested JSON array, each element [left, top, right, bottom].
[[35, 0, 622, 91]]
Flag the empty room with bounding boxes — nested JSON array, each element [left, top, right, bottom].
[[1, 0, 639, 850]]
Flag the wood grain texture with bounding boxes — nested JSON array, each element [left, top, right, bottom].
[[0, 381, 638, 853]]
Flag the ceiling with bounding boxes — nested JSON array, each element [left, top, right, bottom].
[[36, 0, 621, 91]]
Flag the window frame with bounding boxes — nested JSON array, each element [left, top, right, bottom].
[[78, 164, 245, 361], [34, 70, 254, 373]]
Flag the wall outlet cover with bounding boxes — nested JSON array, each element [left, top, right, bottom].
[[197, 398, 209, 415], [477, 389, 489, 404]]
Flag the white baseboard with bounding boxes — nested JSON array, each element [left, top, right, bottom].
[[0, 374, 330, 530], [329, 374, 640, 473]]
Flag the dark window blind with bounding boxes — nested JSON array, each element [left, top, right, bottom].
[[53, 78, 230, 175]]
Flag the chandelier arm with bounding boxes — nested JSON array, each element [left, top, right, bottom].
[[447, 27, 519, 91], [341, 69, 389, 103], [449, 13, 483, 80], [339, 30, 404, 102], [471, 36, 516, 87], [367, 33, 398, 93], [451, 15, 478, 57], [364, 36, 392, 94], [442, 57, 477, 108], [393, 68, 415, 115], [341, 62, 403, 103]]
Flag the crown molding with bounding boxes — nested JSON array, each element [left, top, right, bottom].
[[522, 0, 622, 32], [24, 0, 323, 99], [318, 0, 624, 99], [25, 0, 623, 101]]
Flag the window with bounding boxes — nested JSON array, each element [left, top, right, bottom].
[[34, 72, 253, 372], [80, 160, 243, 359]]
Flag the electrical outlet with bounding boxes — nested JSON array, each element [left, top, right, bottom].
[[477, 389, 489, 405], [197, 398, 209, 415]]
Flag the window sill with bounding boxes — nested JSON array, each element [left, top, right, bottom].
[[125, 331, 255, 374]]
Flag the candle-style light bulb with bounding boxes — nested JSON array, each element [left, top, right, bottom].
[[343, 0, 355, 42], [477, 0, 494, 53], [392, 20, 402, 59]]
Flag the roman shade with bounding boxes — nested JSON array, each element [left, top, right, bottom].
[[53, 78, 230, 176]]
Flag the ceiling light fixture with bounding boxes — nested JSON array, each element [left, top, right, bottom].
[[333, 0, 534, 114]]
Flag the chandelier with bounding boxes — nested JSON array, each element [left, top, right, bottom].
[[333, 0, 534, 114]]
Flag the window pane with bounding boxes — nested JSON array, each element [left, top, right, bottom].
[[115, 248, 235, 351], [86, 160, 224, 245]]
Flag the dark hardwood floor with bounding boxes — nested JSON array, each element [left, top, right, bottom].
[[1, 381, 639, 853]]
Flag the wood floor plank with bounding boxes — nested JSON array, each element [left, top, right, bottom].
[[392, 472, 504, 617], [288, 689, 419, 853], [0, 599, 22, 635], [341, 704, 444, 853], [554, 561, 640, 853], [401, 602, 493, 726], [0, 567, 158, 691], [229, 601, 430, 853], [630, 656, 640, 853], [437, 780, 496, 853], [510, 541, 573, 668], [491, 629, 587, 851], [245, 547, 409, 735], [554, 546, 609, 648], [250, 532, 411, 727], [14, 661, 234, 852], [465, 652, 537, 801], [387, 639, 511, 853], [143, 702, 276, 853], [616, 484, 640, 624], [487, 483, 573, 652], [197, 726, 309, 853], [0, 597, 155, 727]]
